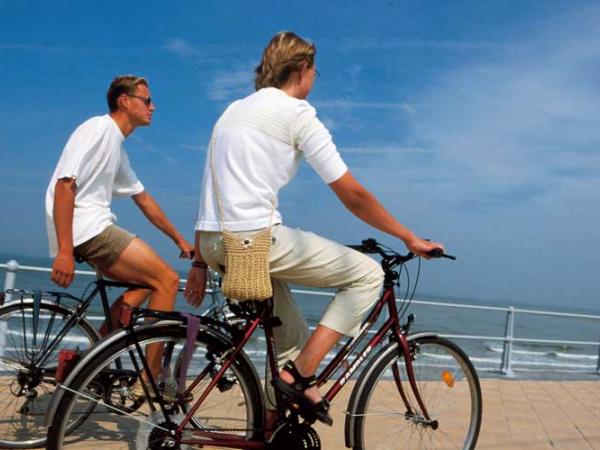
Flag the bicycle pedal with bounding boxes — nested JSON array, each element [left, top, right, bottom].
[[263, 316, 282, 328], [217, 377, 236, 392]]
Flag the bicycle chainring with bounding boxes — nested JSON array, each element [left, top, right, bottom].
[[267, 421, 321, 450], [104, 373, 141, 413]]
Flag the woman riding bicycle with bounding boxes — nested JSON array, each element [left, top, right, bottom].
[[185, 31, 443, 427]]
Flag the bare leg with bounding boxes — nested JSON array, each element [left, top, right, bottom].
[[98, 288, 151, 336], [104, 238, 179, 312], [280, 325, 342, 404], [101, 238, 180, 379]]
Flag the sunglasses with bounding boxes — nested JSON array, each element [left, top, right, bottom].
[[127, 94, 153, 106]]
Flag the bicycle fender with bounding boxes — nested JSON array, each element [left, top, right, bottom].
[[0, 298, 63, 309], [44, 319, 250, 428], [344, 331, 438, 449], [0, 299, 102, 340], [45, 325, 137, 428]]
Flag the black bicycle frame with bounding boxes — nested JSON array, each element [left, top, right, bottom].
[[22, 278, 146, 370]]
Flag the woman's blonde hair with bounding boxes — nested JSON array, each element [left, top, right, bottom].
[[255, 32, 316, 90]]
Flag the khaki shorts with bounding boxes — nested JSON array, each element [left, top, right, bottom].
[[74, 225, 135, 269]]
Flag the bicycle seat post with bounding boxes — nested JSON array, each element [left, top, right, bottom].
[[93, 267, 114, 333]]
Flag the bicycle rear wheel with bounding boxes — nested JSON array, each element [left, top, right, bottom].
[[352, 336, 482, 450], [47, 323, 264, 449], [0, 300, 99, 448]]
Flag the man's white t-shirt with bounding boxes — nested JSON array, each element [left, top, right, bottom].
[[195, 88, 348, 231], [45, 114, 144, 256]]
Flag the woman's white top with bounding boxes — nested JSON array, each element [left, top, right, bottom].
[[195, 87, 348, 232], [45, 114, 144, 256]]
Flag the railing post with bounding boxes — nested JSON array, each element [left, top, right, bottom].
[[597, 338, 600, 376], [501, 306, 515, 376], [0, 260, 17, 360], [3, 260, 19, 303]]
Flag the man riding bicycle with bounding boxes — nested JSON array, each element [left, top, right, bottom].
[[45, 75, 192, 339]]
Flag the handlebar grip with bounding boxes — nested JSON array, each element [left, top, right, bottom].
[[347, 239, 379, 254], [346, 245, 364, 251], [426, 248, 456, 260]]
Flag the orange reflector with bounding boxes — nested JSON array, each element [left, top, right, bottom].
[[442, 371, 455, 387]]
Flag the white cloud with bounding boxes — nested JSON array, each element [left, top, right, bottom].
[[320, 115, 337, 131], [207, 68, 254, 101], [179, 143, 205, 152], [164, 38, 204, 58], [315, 99, 416, 114], [399, 9, 600, 210], [336, 37, 504, 52], [162, 38, 223, 64], [0, 43, 61, 51]]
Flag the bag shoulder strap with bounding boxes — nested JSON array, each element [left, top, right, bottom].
[[209, 124, 275, 231]]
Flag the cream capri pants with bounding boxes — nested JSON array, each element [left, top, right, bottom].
[[200, 224, 384, 408]]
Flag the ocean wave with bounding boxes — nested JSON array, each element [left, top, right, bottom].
[[486, 343, 596, 361]]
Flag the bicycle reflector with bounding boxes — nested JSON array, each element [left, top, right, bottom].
[[442, 370, 455, 388], [56, 349, 81, 382]]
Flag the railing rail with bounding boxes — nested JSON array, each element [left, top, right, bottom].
[[2, 259, 599, 376]]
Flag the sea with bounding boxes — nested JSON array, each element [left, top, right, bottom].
[[2, 253, 599, 381]]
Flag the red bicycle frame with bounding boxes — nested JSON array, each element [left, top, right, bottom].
[[169, 280, 432, 448]]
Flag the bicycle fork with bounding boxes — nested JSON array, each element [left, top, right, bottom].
[[395, 333, 438, 430]]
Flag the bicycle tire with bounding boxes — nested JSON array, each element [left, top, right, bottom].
[[0, 300, 100, 448], [352, 336, 482, 450], [47, 322, 264, 449]]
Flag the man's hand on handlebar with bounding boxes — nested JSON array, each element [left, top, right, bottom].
[[177, 240, 195, 259]]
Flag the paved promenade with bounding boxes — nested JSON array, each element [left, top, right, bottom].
[[318, 379, 600, 449], [60, 379, 599, 449]]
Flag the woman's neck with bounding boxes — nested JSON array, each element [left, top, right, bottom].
[[280, 72, 308, 100]]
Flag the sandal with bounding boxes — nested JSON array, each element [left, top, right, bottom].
[[272, 360, 333, 426]]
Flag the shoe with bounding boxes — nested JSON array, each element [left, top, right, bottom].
[[129, 379, 188, 404], [272, 360, 333, 426], [128, 380, 154, 404]]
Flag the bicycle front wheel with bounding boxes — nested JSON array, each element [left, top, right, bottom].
[[47, 323, 264, 450], [352, 336, 482, 450], [0, 300, 99, 448]]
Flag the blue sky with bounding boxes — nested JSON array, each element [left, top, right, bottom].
[[1, 1, 599, 311]]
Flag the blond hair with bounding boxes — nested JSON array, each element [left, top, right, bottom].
[[106, 75, 148, 112], [255, 32, 316, 90]]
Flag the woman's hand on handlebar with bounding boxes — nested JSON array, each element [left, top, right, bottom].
[[405, 237, 445, 260]]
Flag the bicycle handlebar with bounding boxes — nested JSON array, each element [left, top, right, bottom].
[[348, 238, 456, 261], [426, 247, 457, 260]]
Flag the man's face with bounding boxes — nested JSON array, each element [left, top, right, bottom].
[[125, 84, 155, 127]]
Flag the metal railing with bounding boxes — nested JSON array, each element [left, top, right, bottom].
[[2, 259, 599, 377]]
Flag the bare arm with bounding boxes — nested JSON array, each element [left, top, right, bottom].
[[329, 171, 443, 257], [51, 178, 77, 287], [131, 191, 194, 257]]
